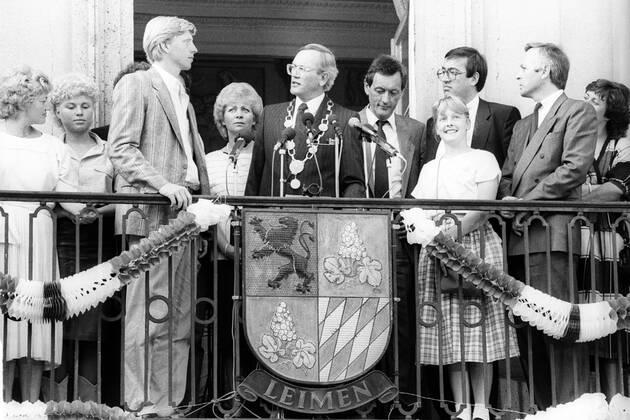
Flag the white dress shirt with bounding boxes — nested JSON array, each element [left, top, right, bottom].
[[293, 93, 325, 127], [153, 63, 200, 188], [536, 90, 564, 127], [436, 94, 480, 158], [365, 107, 403, 198]]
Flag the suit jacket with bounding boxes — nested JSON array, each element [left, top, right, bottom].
[[245, 96, 365, 197], [108, 67, 210, 236], [499, 93, 596, 255], [422, 98, 521, 169], [359, 108, 425, 198]]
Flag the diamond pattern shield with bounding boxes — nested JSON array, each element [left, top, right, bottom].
[[243, 209, 392, 384]]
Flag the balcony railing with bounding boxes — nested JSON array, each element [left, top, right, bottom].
[[1, 191, 628, 419]]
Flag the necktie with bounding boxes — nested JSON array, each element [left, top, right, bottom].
[[527, 102, 542, 145], [295, 102, 308, 130], [373, 120, 390, 198]]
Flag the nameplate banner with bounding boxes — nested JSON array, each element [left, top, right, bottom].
[[238, 369, 397, 414]]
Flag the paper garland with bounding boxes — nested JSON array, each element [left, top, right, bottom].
[[400, 208, 630, 343], [516, 392, 624, 420], [0, 200, 231, 323], [2, 201, 628, 342], [0, 399, 135, 419]]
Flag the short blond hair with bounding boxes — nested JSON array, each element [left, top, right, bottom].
[[143, 16, 196, 64], [213, 82, 263, 139], [0, 66, 51, 119], [49, 73, 99, 126]]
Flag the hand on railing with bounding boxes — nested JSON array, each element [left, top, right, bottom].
[[499, 195, 520, 219], [158, 183, 192, 210], [511, 211, 530, 236], [77, 208, 99, 225], [57, 206, 99, 225]]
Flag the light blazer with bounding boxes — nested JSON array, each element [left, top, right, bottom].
[[499, 93, 596, 255], [108, 67, 210, 236], [245, 96, 365, 197], [422, 98, 521, 170], [359, 108, 425, 198]]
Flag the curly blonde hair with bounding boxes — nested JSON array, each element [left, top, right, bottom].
[[49, 73, 99, 126], [213, 82, 263, 139], [0, 66, 51, 119]]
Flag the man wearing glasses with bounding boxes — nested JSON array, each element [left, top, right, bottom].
[[421, 47, 521, 169], [246, 43, 365, 197]]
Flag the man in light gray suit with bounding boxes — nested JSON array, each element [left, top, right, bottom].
[[499, 42, 596, 409], [359, 54, 425, 402], [108, 16, 209, 416]]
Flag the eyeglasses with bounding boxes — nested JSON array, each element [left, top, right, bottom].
[[436, 67, 465, 80], [286, 63, 319, 75]]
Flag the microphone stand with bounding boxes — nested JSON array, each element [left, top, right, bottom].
[[334, 132, 340, 198], [278, 146, 286, 198], [361, 134, 370, 198]]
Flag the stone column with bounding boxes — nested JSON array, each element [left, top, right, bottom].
[[0, 0, 133, 130], [408, 0, 630, 122]]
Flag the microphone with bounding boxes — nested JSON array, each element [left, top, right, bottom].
[[228, 129, 255, 165], [348, 117, 399, 158], [273, 127, 297, 151], [330, 113, 343, 140]]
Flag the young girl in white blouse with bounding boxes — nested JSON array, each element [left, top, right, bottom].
[[411, 96, 518, 420]]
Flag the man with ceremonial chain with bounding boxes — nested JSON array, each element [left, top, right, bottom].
[[246, 43, 365, 197]]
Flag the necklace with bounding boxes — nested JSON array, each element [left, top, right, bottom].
[[283, 99, 334, 190]]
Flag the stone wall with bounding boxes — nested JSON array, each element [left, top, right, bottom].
[[408, 0, 630, 122], [0, 0, 133, 130]]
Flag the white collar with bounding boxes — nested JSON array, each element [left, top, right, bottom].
[[366, 106, 397, 131], [61, 132, 107, 159], [539, 89, 564, 110], [295, 93, 325, 117], [153, 62, 185, 94], [466, 95, 480, 117]]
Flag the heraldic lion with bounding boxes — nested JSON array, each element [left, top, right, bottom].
[[249, 215, 315, 293]]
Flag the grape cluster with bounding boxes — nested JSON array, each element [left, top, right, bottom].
[[270, 302, 297, 342], [338, 222, 367, 262]]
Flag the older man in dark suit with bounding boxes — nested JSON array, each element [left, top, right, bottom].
[[245, 43, 365, 198], [108, 16, 209, 416], [422, 47, 521, 169], [499, 42, 596, 409], [358, 54, 424, 402]]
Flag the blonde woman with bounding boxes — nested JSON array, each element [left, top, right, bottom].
[[0, 66, 80, 402], [48, 73, 116, 401], [204, 82, 262, 394]]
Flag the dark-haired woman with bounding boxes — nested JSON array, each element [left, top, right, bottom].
[[580, 79, 630, 398]]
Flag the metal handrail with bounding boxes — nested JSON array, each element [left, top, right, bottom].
[[0, 190, 628, 212]]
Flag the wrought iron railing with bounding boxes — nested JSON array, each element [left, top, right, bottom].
[[1, 191, 628, 419]]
